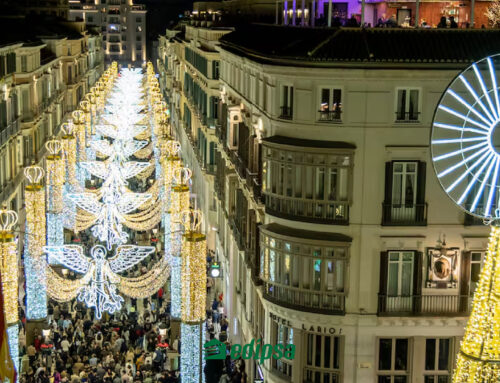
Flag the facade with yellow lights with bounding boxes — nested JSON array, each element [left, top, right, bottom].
[[68, 0, 147, 64], [158, 23, 500, 383]]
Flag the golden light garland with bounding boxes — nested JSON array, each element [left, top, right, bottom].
[[46, 268, 91, 302], [118, 255, 171, 298], [134, 142, 153, 159], [180, 210, 206, 324], [24, 165, 46, 262], [453, 225, 500, 381], [135, 160, 156, 180]]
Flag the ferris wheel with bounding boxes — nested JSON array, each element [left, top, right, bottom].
[[431, 54, 500, 220]]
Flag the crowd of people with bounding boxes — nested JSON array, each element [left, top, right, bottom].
[[16, 285, 245, 383]]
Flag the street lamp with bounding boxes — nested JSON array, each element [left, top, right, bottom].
[[210, 262, 221, 278]]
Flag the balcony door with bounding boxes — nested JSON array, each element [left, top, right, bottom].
[[384, 161, 426, 225], [387, 251, 414, 311], [380, 251, 422, 314]]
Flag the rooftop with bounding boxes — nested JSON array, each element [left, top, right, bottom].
[[220, 24, 500, 68]]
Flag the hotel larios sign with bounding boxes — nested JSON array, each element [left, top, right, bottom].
[[269, 312, 343, 335]]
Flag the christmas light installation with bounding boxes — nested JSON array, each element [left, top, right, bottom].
[[0, 207, 19, 375], [180, 209, 207, 383], [24, 164, 47, 320], [45, 139, 65, 263], [430, 54, 500, 382], [44, 244, 155, 319]]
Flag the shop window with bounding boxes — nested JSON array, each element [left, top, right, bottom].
[[377, 338, 410, 383], [271, 322, 293, 377], [305, 333, 342, 383], [469, 251, 485, 296]]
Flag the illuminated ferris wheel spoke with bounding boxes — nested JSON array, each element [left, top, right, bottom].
[[457, 153, 496, 205], [433, 141, 489, 161], [433, 122, 489, 136], [446, 89, 494, 127], [487, 58, 500, 114], [431, 137, 488, 144], [485, 157, 500, 216], [459, 74, 496, 124], [438, 146, 489, 178], [472, 63, 498, 120], [438, 104, 491, 131], [445, 152, 493, 194], [470, 155, 498, 213]]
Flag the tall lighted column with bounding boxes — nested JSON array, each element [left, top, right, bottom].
[[170, 167, 190, 320], [61, 122, 78, 229], [0, 207, 20, 376], [24, 164, 47, 320], [45, 139, 64, 259], [180, 209, 207, 383]]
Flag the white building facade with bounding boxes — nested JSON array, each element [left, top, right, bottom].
[[159, 24, 496, 383], [69, 0, 146, 63]]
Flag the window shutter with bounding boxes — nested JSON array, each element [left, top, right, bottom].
[[459, 251, 471, 312], [383, 162, 393, 224], [417, 161, 426, 205], [379, 252, 388, 313], [413, 251, 423, 313]]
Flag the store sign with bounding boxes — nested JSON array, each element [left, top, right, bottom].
[[269, 313, 343, 335]]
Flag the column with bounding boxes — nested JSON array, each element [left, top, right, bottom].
[[470, 0, 475, 27], [312, 0, 316, 26], [327, 0, 332, 27], [361, 0, 366, 26], [301, 0, 305, 25], [284, 0, 288, 24], [292, 0, 297, 25], [415, 0, 420, 27]]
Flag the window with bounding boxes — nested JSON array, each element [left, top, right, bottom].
[[271, 322, 293, 377], [396, 88, 420, 121], [87, 16, 94, 23], [212, 61, 220, 80], [260, 225, 349, 313], [263, 144, 352, 223], [392, 162, 417, 206], [319, 88, 342, 121], [469, 252, 484, 296], [21, 56, 27, 72], [424, 338, 451, 383], [136, 17, 142, 22], [280, 85, 293, 119], [387, 252, 414, 297], [136, 35, 141, 41], [378, 338, 410, 383], [305, 333, 342, 383], [136, 44, 142, 51], [383, 161, 427, 225]]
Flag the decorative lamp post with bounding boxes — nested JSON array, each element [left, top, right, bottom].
[[45, 139, 64, 257]]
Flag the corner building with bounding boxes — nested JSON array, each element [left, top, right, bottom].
[[159, 24, 500, 383]]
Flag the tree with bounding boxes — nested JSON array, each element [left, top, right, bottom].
[[486, 0, 500, 27]]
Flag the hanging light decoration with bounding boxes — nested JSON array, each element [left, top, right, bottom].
[[24, 164, 47, 320]]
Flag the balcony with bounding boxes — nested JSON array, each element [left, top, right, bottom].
[[377, 294, 471, 316], [395, 111, 420, 123], [263, 282, 345, 314], [252, 178, 264, 204], [228, 217, 245, 251], [317, 110, 342, 122], [205, 164, 216, 175], [464, 213, 486, 226], [265, 194, 349, 224], [381, 203, 427, 226], [279, 106, 293, 120]]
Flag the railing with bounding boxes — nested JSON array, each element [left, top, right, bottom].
[[279, 106, 293, 120], [381, 202, 427, 226], [229, 217, 245, 251], [265, 194, 349, 224], [317, 110, 342, 122], [304, 368, 341, 383], [272, 359, 292, 380], [464, 213, 485, 226], [215, 124, 225, 143], [264, 282, 345, 314], [252, 178, 264, 204], [206, 164, 216, 175], [378, 294, 471, 316], [395, 111, 420, 123]]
